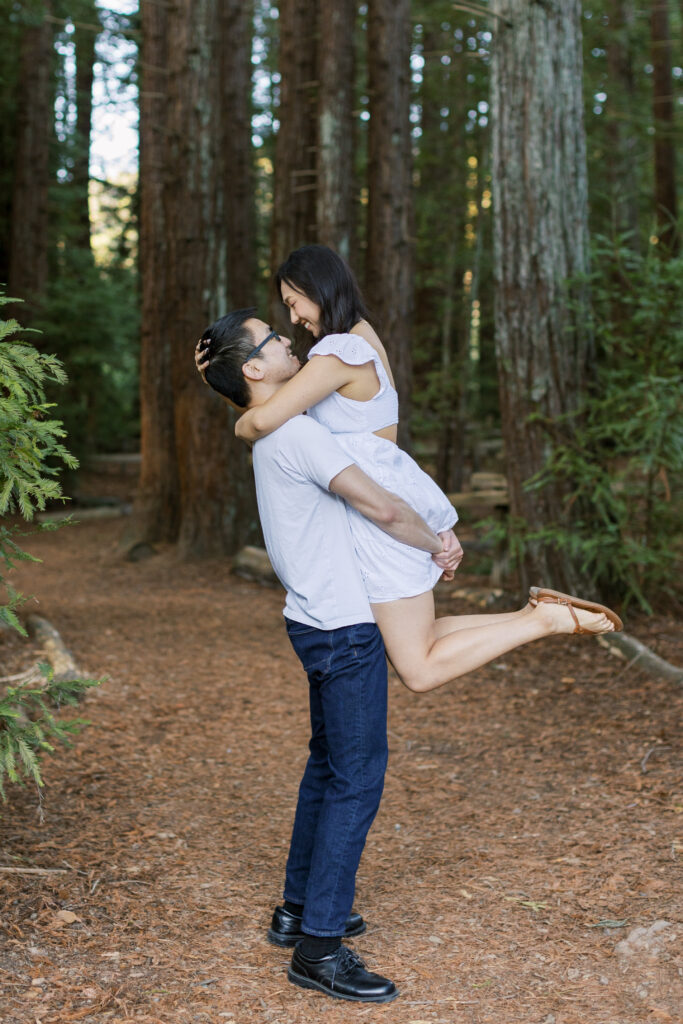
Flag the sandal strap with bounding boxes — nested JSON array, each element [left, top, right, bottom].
[[542, 593, 586, 635]]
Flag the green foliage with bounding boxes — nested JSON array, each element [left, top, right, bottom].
[[0, 665, 99, 800], [526, 240, 683, 611], [32, 250, 140, 459], [1, 294, 99, 800], [0, 298, 78, 516]]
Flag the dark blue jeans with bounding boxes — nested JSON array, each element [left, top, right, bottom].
[[283, 619, 389, 937]]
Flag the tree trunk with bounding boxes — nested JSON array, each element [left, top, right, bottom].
[[317, 0, 356, 260], [270, 0, 319, 277], [163, 0, 254, 558], [219, 0, 259, 550], [604, 0, 640, 244], [366, 0, 415, 450], [650, 0, 678, 253], [72, 1, 97, 255], [134, 0, 257, 558], [8, 2, 53, 309], [221, 0, 256, 307], [129, 0, 179, 546], [490, 0, 592, 594]]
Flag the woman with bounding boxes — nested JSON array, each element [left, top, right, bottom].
[[196, 245, 622, 692]]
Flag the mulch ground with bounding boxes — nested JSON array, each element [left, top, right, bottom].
[[1, 494, 681, 1024]]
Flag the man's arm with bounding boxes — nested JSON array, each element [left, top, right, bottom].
[[329, 464, 442, 554]]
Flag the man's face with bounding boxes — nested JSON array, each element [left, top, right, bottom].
[[244, 319, 300, 382]]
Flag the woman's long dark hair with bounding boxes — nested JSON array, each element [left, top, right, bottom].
[[275, 245, 370, 339]]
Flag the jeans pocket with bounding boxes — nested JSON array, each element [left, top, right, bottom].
[[286, 621, 333, 676]]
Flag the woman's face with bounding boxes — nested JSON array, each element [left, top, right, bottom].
[[280, 281, 322, 338]]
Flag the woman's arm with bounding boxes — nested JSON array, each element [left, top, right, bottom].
[[235, 354, 357, 442]]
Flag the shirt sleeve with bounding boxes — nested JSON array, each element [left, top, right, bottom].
[[276, 416, 355, 490]]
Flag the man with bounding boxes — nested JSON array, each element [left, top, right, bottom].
[[196, 310, 459, 1003]]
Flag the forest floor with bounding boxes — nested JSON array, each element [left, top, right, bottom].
[[0, 468, 681, 1024]]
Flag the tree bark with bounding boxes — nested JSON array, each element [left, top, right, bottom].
[[270, 0, 319, 277], [221, 0, 256, 307], [490, 0, 592, 594], [650, 0, 679, 253], [72, 1, 98, 255], [8, 2, 53, 308], [317, 0, 356, 260], [162, 0, 257, 558], [134, 0, 257, 558], [219, 0, 259, 549], [366, 0, 415, 449], [129, 0, 179, 546]]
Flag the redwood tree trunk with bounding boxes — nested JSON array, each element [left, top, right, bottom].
[[366, 0, 415, 449], [73, 2, 97, 254], [650, 0, 678, 253], [129, 0, 179, 546], [134, 0, 256, 558], [317, 0, 356, 260], [221, 0, 256, 307], [8, 2, 53, 308], [270, 0, 319, 276], [220, 0, 259, 549], [490, 0, 592, 593], [164, 0, 244, 558]]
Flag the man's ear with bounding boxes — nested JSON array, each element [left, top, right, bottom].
[[242, 360, 265, 383]]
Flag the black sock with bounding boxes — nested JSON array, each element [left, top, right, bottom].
[[283, 900, 304, 917], [300, 934, 342, 959]]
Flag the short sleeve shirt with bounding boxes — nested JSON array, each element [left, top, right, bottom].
[[252, 415, 374, 629]]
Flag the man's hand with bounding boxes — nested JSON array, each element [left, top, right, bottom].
[[195, 339, 210, 383], [432, 529, 464, 581], [330, 465, 442, 554]]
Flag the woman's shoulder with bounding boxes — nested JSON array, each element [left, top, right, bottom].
[[309, 332, 378, 366]]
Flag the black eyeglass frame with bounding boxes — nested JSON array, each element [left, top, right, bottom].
[[242, 328, 280, 364]]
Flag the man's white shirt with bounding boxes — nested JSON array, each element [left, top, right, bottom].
[[252, 415, 375, 629]]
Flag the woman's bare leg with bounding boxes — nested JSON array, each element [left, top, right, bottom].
[[372, 591, 614, 693], [432, 603, 534, 639]]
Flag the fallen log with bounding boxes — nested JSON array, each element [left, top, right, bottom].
[[25, 614, 81, 682], [597, 631, 683, 685], [232, 546, 280, 586]]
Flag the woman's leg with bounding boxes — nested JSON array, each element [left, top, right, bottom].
[[372, 591, 614, 693], [432, 603, 534, 639]]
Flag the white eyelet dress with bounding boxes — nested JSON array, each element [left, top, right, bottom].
[[306, 334, 458, 603]]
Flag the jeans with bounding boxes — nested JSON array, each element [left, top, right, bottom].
[[283, 619, 388, 937]]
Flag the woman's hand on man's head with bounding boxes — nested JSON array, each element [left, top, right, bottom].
[[195, 339, 210, 383]]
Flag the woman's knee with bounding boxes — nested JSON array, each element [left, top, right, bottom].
[[393, 665, 433, 693]]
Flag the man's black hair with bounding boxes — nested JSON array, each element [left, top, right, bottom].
[[200, 307, 257, 409]]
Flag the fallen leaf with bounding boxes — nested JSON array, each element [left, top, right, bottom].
[[55, 910, 79, 925]]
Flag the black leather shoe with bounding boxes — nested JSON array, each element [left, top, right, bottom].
[[288, 943, 398, 1003], [267, 905, 366, 947]]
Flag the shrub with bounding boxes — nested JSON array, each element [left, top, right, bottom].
[[526, 239, 683, 612], [0, 296, 99, 800]]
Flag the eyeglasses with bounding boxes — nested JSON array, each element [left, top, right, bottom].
[[242, 327, 279, 364]]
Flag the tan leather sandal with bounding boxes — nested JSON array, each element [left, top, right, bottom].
[[529, 586, 623, 633]]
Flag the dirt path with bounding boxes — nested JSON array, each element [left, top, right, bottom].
[[1, 517, 681, 1024]]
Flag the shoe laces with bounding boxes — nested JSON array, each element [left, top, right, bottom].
[[335, 946, 366, 979]]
